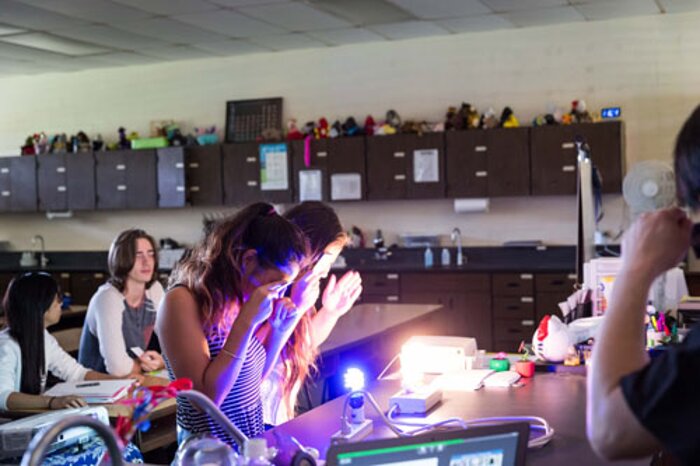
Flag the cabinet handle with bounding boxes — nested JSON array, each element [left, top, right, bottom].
[[60, 273, 70, 279], [521, 320, 535, 326], [247, 180, 258, 187], [117, 185, 127, 191], [561, 142, 575, 149], [56, 166, 66, 173], [175, 162, 184, 169], [57, 186, 67, 192], [393, 151, 405, 158], [246, 157, 256, 163], [562, 165, 576, 172], [387, 295, 399, 302], [520, 274, 533, 280], [190, 186, 200, 192], [189, 162, 199, 169], [387, 273, 399, 280], [475, 171, 488, 177], [0, 168, 9, 174], [394, 174, 406, 181], [1, 190, 10, 197], [317, 151, 327, 158], [176, 186, 185, 192], [116, 164, 126, 170], [567, 273, 577, 280], [475, 145, 488, 152], [520, 296, 534, 303], [550, 280, 565, 286], [93, 273, 104, 279]]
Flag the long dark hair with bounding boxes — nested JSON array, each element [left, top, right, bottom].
[[2, 273, 60, 394], [675, 105, 700, 209], [171, 202, 309, 333], [285, 202, 346, 263], [108, 228, 159, 292]]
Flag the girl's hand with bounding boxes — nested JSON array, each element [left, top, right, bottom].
[[269, 297, 301, 335], [290, 269, 321, 312], [240, 280, 289, 328], [139, 351, 164, 372], [49, 395, 87, 409], [322, 271, 363, 318]]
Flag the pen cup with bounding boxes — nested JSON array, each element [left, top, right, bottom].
[[646, 329, 665, 348]]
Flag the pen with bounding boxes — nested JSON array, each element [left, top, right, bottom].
[[76, 382, 100, 388]]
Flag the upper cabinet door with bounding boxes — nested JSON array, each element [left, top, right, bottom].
[[291, 139, 329, 202], [486, 127, 530, 197], [406, 133, 445, 199], [96, 150, 157, 210], [96, 151, 127, 209], [327, 137, 366, 202], [187, 145, 223, 206], [66, 152, 96, 210], [38, 153, 95, 211], [445, 131, 489, 198], [366, 135, 408, 200], [223, 142, 262, 206], [577, 122, 624, 194], [157, 147, 186, 208], [0, 156, 37, 212], [126, 150, 158, 209]]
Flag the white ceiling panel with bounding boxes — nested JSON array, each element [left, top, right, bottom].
[[370, 20, 451, 40], [250, 33, 328, 51], [309, 0, 414, 25], [438, 14, 514, 33], [481, 0, 568, 13], [503, 6, 585, 27], [174, 10, 286, 38], [239, 2, 352, 31], [141, 44, 215, 60], [0, 33, 111, 56], [51, 25, 171, 51], [659, 0, 700, 13], [17, 0, 153, 23], [112, 17, 229, 44], [194, 39, 272, 55], [575, 0, 660, 21], [111, 0, 220, 15], [208, 0, 289, 6], [0, 40, 87, 65], [0, 24, 26, 36], [307, 27, 386, 46], [387, 0, 491, 19], [0, 1, 89, 30]]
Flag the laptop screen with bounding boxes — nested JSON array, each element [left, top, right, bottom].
[[334, 431, 521, 466]]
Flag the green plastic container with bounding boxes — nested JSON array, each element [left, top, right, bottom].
[[130, 137, 168, 149]]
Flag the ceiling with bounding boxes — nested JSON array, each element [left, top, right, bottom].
[[0, 0, 696, 78]]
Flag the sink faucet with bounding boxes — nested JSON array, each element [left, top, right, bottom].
[[31, 235, 48, 267], [451, 227, 464, 266]]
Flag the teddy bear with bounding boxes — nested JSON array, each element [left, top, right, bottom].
[[444, 106, 457, 131], [286, 119, 304, 140], [480, 107, 499, 129]]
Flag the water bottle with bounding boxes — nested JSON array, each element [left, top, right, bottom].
[[241, 438, 273, 466], [424, 246, 433, 268], [441, 248, 451, 267]]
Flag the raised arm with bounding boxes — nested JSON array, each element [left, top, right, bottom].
[[310, 271, 362, 347]]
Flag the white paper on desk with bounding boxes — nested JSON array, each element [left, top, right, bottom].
[[331, 173, 362, 200], [435, 370, 493, 391], [413, 149, 439, 183], [260, 143, 289, 191], [45, 379, 135, 403], [299, 169, 322, 202]]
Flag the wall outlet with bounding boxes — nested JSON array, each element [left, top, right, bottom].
[[331, 419, 373, 443], [389, 386, 442, 415]]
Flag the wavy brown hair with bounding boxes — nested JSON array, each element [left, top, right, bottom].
[[108, 229, 159, 292], [281, 202, 347, 418], [170, 202, 309, 334]]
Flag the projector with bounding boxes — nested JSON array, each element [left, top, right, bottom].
[[0, 406, 109, 459], [401, 336, 478, 374]]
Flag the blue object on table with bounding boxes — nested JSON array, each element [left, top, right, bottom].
[[601, 107, 621, 119], [0, 440, 143, 466]]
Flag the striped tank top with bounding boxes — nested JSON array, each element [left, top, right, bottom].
[[165, 326, 266, 445]]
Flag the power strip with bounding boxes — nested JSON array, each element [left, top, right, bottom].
[[331, 419, 373, 443], [389, 386, 442, 415]]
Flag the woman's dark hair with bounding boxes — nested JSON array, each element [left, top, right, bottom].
[[171, 202, 309, 332], [675, 105, 700, 209], [107, 229, 159, 292], [284, 201, 346, 263], [2, 272, 60, 395]]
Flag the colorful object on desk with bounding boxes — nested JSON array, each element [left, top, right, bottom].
[[489, 353, 510, 372], [516, 341, 535, 378], [115, 378, 192, 448], [533, 315, 570, 363]]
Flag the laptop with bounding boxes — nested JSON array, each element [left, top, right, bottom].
[[326, 422, 529, 466]]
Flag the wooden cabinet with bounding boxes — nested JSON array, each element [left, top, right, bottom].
[[291, 139, 329, 202], [446, 128, 530, 198], [535, 272, 576, 322], [492, 273, 536, 352], [70, 271, 106, 305], [531, 122, 624, 195], [0, 155, 37, 212], [358, 272, 401, 304], [222, 142, 292, 205], [158, 146, 223, 207], [95, 150, 157, 209], [367, 134, 445, 200], [37, 153, 95, 211]]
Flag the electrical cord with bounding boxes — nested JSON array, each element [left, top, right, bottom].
[[376, 353, 401, 381]]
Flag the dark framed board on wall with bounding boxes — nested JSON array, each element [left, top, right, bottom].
[[225, 97, 283, 143]]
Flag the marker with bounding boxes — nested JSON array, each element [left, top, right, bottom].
[[76, 382, 100, 388]]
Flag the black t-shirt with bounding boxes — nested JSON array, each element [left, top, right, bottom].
[[620, 326, 700, 465]]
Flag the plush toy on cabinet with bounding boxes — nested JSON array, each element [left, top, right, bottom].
[[329, 120, 342, 138], [500, 107, 520, 128], [444, 106, 457, 131], [363, 115, 375, 136], [385, 109, 402, 131], [480, 107, 499, 129], [343, 117, 361, 137], [314, 117, 329, 139], [570, 99, 592, 123], [286, 119, 304, 140]]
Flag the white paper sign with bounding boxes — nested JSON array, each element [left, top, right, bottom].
[[299, 170, 323, 201], [413, 148, 439, 183], [260, 143, 289, 191], [331, 173, 362, 201]]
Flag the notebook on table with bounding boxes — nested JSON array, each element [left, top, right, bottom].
[[44, 379, 136, 404], [326, 422, 529, 466]]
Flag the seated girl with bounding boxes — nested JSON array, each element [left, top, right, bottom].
[[0, 272, 119, 411], [79, 229, 165, 377], [156, 202, 309, 445]]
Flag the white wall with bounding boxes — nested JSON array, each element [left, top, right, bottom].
[[0, 11, 697, 251]]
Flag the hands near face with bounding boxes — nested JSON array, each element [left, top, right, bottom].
[[290, 269, 321, 313], [269, 297, 302, 335], [240, 280, 289, 328], [322, 271, 363, 318]]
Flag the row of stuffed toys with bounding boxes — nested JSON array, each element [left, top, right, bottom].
[[21, 125, 218, 155]]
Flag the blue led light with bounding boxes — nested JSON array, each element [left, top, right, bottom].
[[343, 367, 366, 392], [601, 107, 621, 119]]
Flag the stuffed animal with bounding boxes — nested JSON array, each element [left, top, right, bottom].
[[75, 131, 91, 152], [444, 106, 457, 131], [259, 128, 282, 141], [52, 133, 68, 153], [314, 117, 329, 139], [375, 123, 397, 136], [385, 109, 402, 131], [33, 132, 49, 154], [401, 120, 419, 134], [532, 315, 571, 363], [480, 107, 499, 129], [329, 120, 342, 138], [286, 119, 303, 140], [500, 107, 520, 128], [302, 121, 316, 137], [570, 99, 592, 123], [363, 116, 375, 136], [343, 117, 361, 137], [432, 122, 445, 132], [118, 127, 130, 149], [92, 134, 104, 151], [21, 136, 35, 155]]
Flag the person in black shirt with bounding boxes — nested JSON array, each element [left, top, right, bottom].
[[587, 106, 700, 465]]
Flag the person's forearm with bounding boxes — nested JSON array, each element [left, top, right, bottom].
[[84, 370, 118, 381], [6, 392, 52, 411], [310, 307, 340, 347], [201, 322, 255, 406], [262, 329, 295, 380]]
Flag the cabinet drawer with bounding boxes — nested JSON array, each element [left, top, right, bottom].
[[492, 273, 534, 296], [493, 318, 536, 341], [535, 273, 576, 293], [360, 293, 401, 304], [361, 272, 400, 295], [401, 273, 490, 293], [493, 297, 535, 319]]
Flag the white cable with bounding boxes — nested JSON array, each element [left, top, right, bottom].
[[376, 353, 401, 381]]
